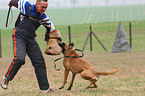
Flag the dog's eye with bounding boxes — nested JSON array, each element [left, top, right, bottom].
[[49, 47, 52, 49]]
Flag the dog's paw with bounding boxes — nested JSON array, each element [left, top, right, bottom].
[[85, 85, 98, 89], [59, 86, 64, 89], [85, 87, 90, 89], [67, 87, 71, 90]]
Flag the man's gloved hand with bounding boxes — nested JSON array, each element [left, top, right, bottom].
[[45, 30, 62, 42], [8, 2, 12, 7], [9, 0, 19, 8], [44, 33, 50, 41]]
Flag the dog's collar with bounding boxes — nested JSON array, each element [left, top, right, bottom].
[[54, 48, 84, 71], [64, 48, 75, 56]]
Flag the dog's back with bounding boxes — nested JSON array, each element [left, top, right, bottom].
[[67, 57, 94, 73]]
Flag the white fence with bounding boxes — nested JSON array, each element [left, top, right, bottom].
[[0, 0, 145, 9]]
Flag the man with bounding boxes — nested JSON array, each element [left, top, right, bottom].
[[1, 0, 57, 93]]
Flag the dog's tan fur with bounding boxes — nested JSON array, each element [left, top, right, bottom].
[[59, 43, 118, 90]]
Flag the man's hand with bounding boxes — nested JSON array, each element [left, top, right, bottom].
[[44, 33, 50, 41], [8, 2, 12, 7], [8, 0, 19, 8]]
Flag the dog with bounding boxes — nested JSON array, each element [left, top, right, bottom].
[[58, 42, 118, 90]]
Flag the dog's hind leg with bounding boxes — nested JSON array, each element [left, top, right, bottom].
[[67, 73, 76, 90], [85, 82, 94, 89], [86, 76, 99, 89], [85, 79, 98, 89], [81, 71, 98, 89], [59, 69, 70, 89], [89, 82, 98, 88]]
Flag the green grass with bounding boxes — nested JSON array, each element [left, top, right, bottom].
[[0, 21, 145, 96]]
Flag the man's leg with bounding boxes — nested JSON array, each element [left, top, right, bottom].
[[26, 38, 49, 90], [1, 29, 26, 89]]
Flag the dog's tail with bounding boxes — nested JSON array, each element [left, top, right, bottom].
[[97, 67, 118, 75]]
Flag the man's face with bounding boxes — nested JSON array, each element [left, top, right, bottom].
[[36, 1, 48, 14]]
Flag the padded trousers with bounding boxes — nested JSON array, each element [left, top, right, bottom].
[[5, 28, 49, 90]]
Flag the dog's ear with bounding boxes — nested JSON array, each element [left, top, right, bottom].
[[59, 42, 66, 53], [69, 42, 74, 49], [59, 42, 65, 48]]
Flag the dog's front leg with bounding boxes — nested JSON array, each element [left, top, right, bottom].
[[67, 73, 76, 90], [59, 69, 69, 89]]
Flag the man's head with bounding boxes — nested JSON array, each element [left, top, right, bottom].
[[36, 0, 48, 14]]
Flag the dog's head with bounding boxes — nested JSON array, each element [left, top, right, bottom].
[[59, 42, 74, 54]]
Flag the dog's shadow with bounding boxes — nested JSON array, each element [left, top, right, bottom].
[[57, 87, 105, 93]]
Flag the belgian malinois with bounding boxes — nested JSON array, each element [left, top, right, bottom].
[[58, 42, 118, 90]]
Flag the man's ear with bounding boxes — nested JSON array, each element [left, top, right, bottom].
[[69, 42, 74, 49]]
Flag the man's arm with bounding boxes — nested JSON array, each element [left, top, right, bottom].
[[40, 14, 54, 37], [40, 14, 52, 31], [9, 0, 19, 8]]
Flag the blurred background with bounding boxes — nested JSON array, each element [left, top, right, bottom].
[[0, 0, 145, 29], [0, 0, 145, 9]]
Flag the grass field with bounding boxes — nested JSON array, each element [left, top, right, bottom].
[[0, 21, 145, 96]]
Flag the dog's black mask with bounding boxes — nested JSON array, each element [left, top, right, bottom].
[[59, 42, 66, 53]]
